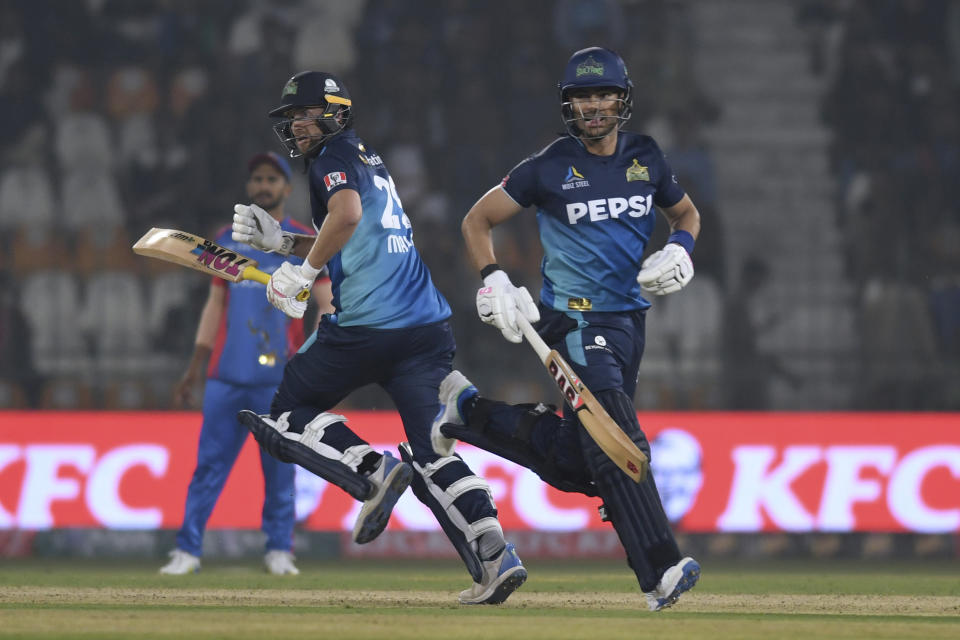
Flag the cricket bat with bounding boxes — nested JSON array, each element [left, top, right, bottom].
[[516, 315, 648, 483], [132, 227, 310, 301]]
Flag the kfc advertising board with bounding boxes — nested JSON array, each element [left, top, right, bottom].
[[0, 412, 957, 533]]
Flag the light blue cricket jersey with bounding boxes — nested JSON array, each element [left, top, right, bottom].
[[307, 129, 450, 328]]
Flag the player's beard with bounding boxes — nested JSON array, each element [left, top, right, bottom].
[[253, 193, 283, 212], [577, 115, 618, 140]]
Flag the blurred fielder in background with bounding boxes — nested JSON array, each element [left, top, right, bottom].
[[432, 47, 703, 611], [161, 152, 330, 576], [233, 71, 527, 605]]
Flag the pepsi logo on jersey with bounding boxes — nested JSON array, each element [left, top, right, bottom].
[[565, 194, 652, 224]]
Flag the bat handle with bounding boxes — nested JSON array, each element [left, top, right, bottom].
[[515, 315, 550, 362], [243, 267, 311, 302]]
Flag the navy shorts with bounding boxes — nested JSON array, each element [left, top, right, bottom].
[[536, 306, 646, 399], [271, 316, 455, 463]]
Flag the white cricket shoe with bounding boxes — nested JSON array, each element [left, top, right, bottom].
[[159, 549, 200, 575], [264, 550, 300, 575], [646, 556, 700, 611], [459, 543, 527, 605], [352, 451, 413, 544], [431, 370, 478, 456]]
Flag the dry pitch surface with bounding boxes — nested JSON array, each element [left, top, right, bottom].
[[1, 558, 957, 639]]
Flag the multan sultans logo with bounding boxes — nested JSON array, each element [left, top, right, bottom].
[[562, 165, 590, 190], [626, 158, 649, 182], [576, 56, 604, 77], [282, 80, 298, 97]]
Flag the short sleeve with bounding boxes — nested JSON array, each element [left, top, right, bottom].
[[500, 156, 539, 208], [652, 144, 685, 209], [309, 152, 357, 205]]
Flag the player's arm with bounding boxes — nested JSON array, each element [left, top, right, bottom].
[[462, 185, 539, 343], [266, 189, 360, 319], [286, 234, 318, 259], [303, 188, 361, 268], [172, 281, 225, 408], [660, 194, 700, 241], [462, 185, 524, 272], [637, 194, 701, 296]]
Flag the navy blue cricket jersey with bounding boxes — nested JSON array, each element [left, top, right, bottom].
[[306, 129, 451, 329], [502, 133, 685, 312]]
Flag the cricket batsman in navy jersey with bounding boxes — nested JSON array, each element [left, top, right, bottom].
[[431, 47, 702, 611], [161, 152, 328, 576], [230, 71, 526, 605]]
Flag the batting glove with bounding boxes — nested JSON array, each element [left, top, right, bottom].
[[266, 261, 317, 319], [637, 243, 694, 296], [476, 270, 540, 343], [233, 203, 295, 255]]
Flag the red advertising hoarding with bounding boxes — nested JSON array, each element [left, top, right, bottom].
[[0, 412, 957, 533]]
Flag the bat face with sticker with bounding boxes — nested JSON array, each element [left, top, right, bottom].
[[133, 227, 310, 301]]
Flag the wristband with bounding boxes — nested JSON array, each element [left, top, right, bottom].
[[480, 263, 501, 280], [667, 230, 695, 255], [300, 260, 322, 280]]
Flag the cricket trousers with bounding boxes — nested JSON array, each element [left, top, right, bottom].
[[176, 379, 296, 556]]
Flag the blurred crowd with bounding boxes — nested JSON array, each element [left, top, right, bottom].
[[798, 0, 960, 409], [0, 0, 955, 410]]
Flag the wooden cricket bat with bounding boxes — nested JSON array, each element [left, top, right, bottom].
[[516, 315, 648, 483], [132, 227, 310, 301]]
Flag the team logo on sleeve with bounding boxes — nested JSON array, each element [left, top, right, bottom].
[[626, 158, 650, 182], [324, 171, 347, 190], [562, 166, 590, 190]]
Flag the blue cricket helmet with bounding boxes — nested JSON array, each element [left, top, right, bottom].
[[558, 47, 633, 137], [269, 71, 353, 158]]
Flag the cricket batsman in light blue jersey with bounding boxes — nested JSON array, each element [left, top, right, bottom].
[[432, 47, 702, 612], [231, 71, 525, 605]]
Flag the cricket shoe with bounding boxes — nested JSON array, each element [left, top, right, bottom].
[[431, 370, 478, 456], [159, 549, 200, 575], [646, 556, 700, 611], [264, 550, 299, 575], [459, 543, 527, 605], [352, 452, 413, 544]]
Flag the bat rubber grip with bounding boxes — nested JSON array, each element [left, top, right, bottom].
[[244, 267, 311, 302]]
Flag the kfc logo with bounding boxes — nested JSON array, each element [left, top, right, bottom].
[[324, 171, 347, 190]]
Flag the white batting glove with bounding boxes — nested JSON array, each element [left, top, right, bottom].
[[233, 203, 295, 255], [476, 270, 540, 343], [637, 243, 694, 296], [266, 261, 315, 318]]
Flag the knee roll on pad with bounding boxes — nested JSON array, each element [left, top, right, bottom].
[[238, 410, 373, 501], [579, 390, 680, 591], [293, 412, 376, 473], [399, 443, 499, 583]]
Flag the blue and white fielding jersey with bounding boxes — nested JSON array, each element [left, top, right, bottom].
[[502, 133, 685, 312], [208, 219, 312, 386], [307, 129, 451, 328]]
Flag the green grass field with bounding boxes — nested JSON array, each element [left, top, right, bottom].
[[1, 558, 958, 639]]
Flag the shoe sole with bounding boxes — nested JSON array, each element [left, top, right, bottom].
[[656, 560, 700, 611], [353, 462, 413, 544], [460, 566, 528, 605]]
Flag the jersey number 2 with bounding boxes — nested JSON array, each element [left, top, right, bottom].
[[373, 175, 411, 230]]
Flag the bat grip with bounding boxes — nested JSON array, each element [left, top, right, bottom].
[[243, 267, 311, 302], [516, 315, 550, 362]]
